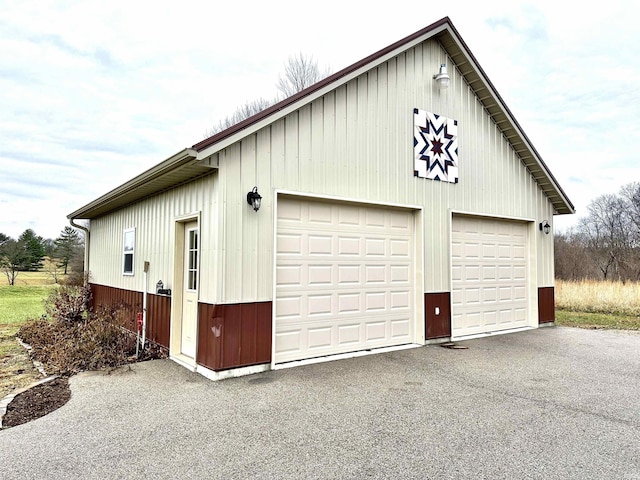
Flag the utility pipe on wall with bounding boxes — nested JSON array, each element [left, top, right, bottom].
[[142, 261, 149, 350], [69, 219, 90, 283]]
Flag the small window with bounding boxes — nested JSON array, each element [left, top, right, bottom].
[[123, 228, 135, 275], [186, 228, 198, 290]]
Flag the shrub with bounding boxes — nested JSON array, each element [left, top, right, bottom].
[[18, 279, 166, 375], [18, 307, 139, 374], [44, 283, 91, 324]]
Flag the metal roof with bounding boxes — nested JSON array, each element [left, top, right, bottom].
[[69, 17, 574, 220], [67, 149, 217, 219]]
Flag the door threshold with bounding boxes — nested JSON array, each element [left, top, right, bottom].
[[273, 343, 419, 370], [451, 326, 534, 342], [170, 353, 197, 371]]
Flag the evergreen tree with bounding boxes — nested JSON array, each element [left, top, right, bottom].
[[54, 226, 82, 275], [18, 229, 45, 271]]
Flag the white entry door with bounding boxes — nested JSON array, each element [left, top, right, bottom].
[[451, 215, 529, 338], [181, 222, 198, 358], [275, 197, 415, 364]]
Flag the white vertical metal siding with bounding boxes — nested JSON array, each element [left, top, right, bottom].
[[89, 173, 219, 302], [89, 37, 556, 305], [214, 38, 555, 302]]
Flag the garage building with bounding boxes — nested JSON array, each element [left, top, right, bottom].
[[68, 17, 574, 380]]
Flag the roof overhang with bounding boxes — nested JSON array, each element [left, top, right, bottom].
[[68, 148, 218, 220], [434, 25, 574, 215]]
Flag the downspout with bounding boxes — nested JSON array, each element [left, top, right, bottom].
[[69, 219, 90, 285]]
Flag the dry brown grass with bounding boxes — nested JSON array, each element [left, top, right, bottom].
[[555, 279, 640, 316], [0, 324, 43, 399]]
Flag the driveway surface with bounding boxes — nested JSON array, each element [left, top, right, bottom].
[[1, 326, 639, 479]]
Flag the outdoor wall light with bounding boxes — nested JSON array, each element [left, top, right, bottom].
[[246, 186, 262, 212], [539, 220, 551, 235], [433, 63, 450, 90]]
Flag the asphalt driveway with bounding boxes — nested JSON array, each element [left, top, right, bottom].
[[1, 326, 639, 479]]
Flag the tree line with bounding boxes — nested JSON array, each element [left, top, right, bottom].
[[0, 226, 83, 285], [555, 181, 640, 282]]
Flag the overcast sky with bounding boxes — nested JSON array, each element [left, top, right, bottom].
[[1, 0, 638, 240]]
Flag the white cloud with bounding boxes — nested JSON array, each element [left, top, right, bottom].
[[0, 0, 639, 239]]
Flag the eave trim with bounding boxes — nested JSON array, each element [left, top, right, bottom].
[[67, 148, 199, 219]]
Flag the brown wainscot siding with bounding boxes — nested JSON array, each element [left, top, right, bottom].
[[197, 301, 272, 371], [538, 286, 555, 324], [146, 293, 171, 347], [89, 283, 171, 348], [425, 292, 451, 339]]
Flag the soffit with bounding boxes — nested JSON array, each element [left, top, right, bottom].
[[68, 149, 216, 220]]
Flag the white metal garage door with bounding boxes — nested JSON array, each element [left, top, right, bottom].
[[275, 197, 415, 364], [451, 215, 529, 338]]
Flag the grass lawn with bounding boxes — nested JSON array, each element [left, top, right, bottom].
[[0, 284, 56, 400], [555, 309, 640, 331], [0, 285, 56, 325]]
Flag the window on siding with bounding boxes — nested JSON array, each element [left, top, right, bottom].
[[123, 228, 135, 275], [186, 228, 198, 290]]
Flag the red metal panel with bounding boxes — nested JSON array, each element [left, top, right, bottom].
[[90, 284, 141, 331], [425, 292, 451, 339], [196, 301, 272, 371], [146, 293, 171, 348], [538, 287, 555, 324], [197, 303, 217, 369], [91, 283, 142, 312], [89, 284, 170, 347]]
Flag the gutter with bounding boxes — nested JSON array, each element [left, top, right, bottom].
[[69, 219, 90, 284]]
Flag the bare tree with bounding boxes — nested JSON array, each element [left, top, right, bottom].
[[574, 186, 640, 281], [206, 97, 274, 136], [0, 238, 28, 285], [45, 261, 62, 284], [619, 182, 640, 279], [579, 194, 628, 280], [554, 228, 593, 280], [276, 52, 330, 98], [621, 182, 640, 238], [555, 182, 640, 282], [206, 53, 331, 137]]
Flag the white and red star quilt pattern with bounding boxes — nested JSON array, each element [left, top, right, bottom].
[[413, 108, 458, 183]]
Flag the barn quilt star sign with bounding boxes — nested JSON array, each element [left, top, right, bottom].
[[413, 108, 458, 183]]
